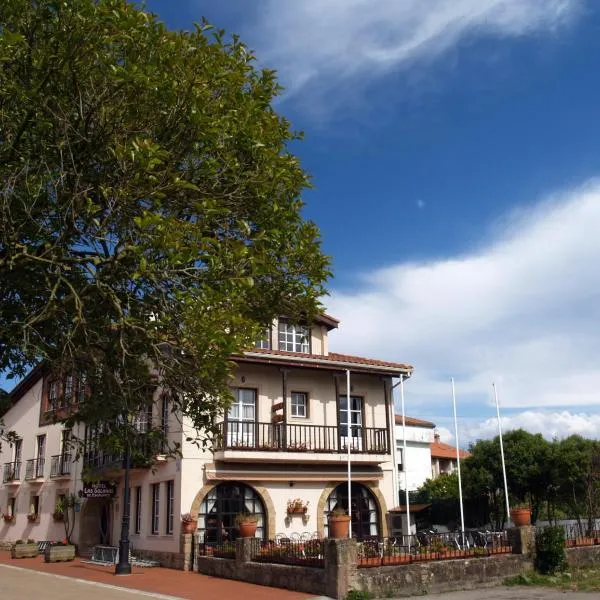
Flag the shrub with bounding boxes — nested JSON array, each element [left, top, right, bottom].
[[346, 591, 372, 600], [535, 526, 566, 575]]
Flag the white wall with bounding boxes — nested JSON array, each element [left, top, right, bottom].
[[395, 424, 435, 492]]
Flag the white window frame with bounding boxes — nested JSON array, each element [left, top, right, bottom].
[[151, 483, 160, 534], [254, 327, 271, 349], [227, 388, 257, 447], [278, 321, 310, 353], [290, 392, 308, 418], [166, 480, 175, 535], [339, 395, 363, 451]]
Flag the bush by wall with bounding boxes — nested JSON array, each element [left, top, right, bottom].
[[535, 526, 566, 575]]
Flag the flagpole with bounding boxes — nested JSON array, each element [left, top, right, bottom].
[[451, 377, 466, 547], [493, 382, 511, 525], [400, 374, 411, 548], [346, 369, 352, 538]]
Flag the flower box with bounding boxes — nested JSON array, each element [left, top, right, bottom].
[[11, 543, 38, 559], [3, 514, 14, 523], [382, 555, 411, 565], [27, 514, 40, 523], [44, 544, 76, 563], [52, 512, 64, 522]]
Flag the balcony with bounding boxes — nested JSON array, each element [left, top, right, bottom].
[[213, 421, 390, 464], [50, 454, 72, 479], [2, 461, 21, 483], [83, 436, 164, 476], [24, 458, 45, 481]]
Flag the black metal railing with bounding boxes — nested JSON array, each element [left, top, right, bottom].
[[215, 421, 389, 454], [83, 435, 163, 471], [50, 454, 72, 478], [2, 461, 21, 483], [357, 531, 512, 568], [24, 458, 45, 480], [253, 539, 325, 568], [562, 523, 600, 547], [198, 541, 237, 559]]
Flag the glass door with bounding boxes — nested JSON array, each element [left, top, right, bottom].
[[339, 395, 363, 451], [227, 389, 256, 447]]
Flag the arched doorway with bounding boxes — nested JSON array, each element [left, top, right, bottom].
[[198, 482, 266, 544], [324, 483, 380, 539]]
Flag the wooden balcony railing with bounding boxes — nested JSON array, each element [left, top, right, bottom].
[[2, 461, 21, 483], [24, 458, 45, 480], [50, 454, 72, 478], [214, 421, 389, 454]]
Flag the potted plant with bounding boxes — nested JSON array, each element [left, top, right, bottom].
[[181, 512, 197, 534], [327, 506, 351, 539], [52, 501, 64, 522], [27, 512, 39, 523], [235, 513, 259, 538], [286, 498, 309, 515], [3, 513, 14, 523], [44, 540, 76, 563], [510, 504, 532, 527], [11, 539, 38, 558]]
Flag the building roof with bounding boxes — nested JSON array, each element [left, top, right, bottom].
[[315, 313, 340, 330], [389, 503, 431, 514], [394, 415, 436, 428], [240, 348, 413, 375], [431, 439, 470, 460]]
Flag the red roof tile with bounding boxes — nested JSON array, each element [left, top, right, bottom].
[[394, 415, 436, 428], [241, 348, 412, 373], [431, 440, 470, 460]]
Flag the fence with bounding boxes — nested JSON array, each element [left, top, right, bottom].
[[560, 523, 600, 548], [253, 539, 325, 568], [198, 541, 236, 559], [356, 531, 512, 568]]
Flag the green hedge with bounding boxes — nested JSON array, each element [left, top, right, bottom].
[[535, 526, 566, 575]]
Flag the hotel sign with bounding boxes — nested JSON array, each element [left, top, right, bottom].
[[81, 481, 116, 499]]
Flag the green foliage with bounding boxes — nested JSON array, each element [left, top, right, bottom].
[[416, 473, 460, 502], [345, 591, 372, 600], [0, 1, 329, 447], [535, 526, 567, 575]]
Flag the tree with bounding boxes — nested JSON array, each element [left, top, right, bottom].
[[0, 0, 329, 446], [0, 388, 17, 451], [416, 473, 460, 502]]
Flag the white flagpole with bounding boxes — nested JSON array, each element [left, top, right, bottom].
[[451, 377, 466, 546], [346, 369, 352, 538], [400, 374, 411, 547], [493, 382, 511, 525]]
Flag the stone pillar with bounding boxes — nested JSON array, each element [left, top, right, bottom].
[[180, 533, 194, 571], [324, 538, 358, 600], [236, 537, 255, 564], [509, 526, 536, 555]]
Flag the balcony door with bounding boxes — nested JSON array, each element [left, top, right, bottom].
[[339, 395, 363, 451], [227, 388, 256, 448]]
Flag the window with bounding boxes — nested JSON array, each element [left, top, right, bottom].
[[339, 395, 362, 437], [227, 389, 256, 446], [135, 486, 142, 534], [13, 438, 22, 464], [166, 480, 175, 534], [291, 392, 308, 418], [278, 321, 310, 353], [76, 373, 87, 404], [161, 395, 169, 435], [7, 496, 16, 518], [63, 374, 73, 405], [254, 327, 271, 349], [36, 434, 46, 478], [151, 483, 160, 534], [48, 380, 58, 410], [29, 494, 40, 517], [324, 483, 379, 540], [61, 429, 71, 454], [396, 446, 403, 472]]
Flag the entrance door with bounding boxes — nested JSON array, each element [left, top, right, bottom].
[[227, 389, 256, 448], [325, 483, 379, 540], [99, 502, 110, 545]]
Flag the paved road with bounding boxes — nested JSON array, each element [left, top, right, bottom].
[[427, 587, 600, 600], [2, 564, 183, 600]]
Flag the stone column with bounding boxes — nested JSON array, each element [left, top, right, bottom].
[[509, 526, 536, 555], [324, 538, 358, 600], [180, 533, 194, 571], [236, 537, 255, 564]]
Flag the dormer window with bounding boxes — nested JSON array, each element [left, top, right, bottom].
[[254, 327, 271, 350], [278, 321, 310, 353]]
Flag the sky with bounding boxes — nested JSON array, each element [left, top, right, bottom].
[[4, 0, 600, 446]]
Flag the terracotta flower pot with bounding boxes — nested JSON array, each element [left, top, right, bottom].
[[510, 507, 531, 527], [328, 515, 351, 539], [181, 520, 197, 534], [237, 520, 258, 538]]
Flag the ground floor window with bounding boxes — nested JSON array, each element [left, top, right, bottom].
[[198, 482, 265, 544], [324, 482, 379, 540]]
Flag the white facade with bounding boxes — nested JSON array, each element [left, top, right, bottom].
[[394, 418, 435, 493], [1, 316, 412, 561]]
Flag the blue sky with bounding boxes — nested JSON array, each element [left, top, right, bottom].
[[5, 0, 600, 443]]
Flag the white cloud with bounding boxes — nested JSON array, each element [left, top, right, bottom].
[[416, 200, 426, 210], [245, 0, 581, 103], [328, 180, 600, 414], [461, 410, 600, 442]]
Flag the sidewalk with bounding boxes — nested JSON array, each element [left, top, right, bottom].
[[0, 552, 315, 600]]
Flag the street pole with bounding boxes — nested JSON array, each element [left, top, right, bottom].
[[115, 441, 132, 575]]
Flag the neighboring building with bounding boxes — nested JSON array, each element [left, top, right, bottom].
[[0, 315, 412, 562], [394, 415, 436, 492], [431, 431, 470, 477]]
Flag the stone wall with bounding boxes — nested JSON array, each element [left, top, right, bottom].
[[197, 556, 327, 596], [566, 545, 600, 568], [353, 554, 532, 598]]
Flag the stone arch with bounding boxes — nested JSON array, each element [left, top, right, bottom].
[[316, 481, 388, 538], [189, 481, 276, 540]]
